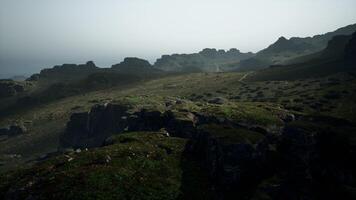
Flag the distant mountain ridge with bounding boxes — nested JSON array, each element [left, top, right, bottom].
[[27, 61, 101, 84], [154, 48, 254, 72], [247, 31, 356, 81], [234, 23, 356, 71], [24, 23, 356, 78]]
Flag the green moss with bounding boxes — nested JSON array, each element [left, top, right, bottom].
[[0, 132, 212, 200], [200, 103, 284, 127]]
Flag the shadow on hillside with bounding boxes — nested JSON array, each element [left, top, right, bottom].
[[178, 141, 216, 200], [0, 73, 144, 120]]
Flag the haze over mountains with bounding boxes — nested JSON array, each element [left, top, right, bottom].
[[0, 18, 356, 199], [1, 0, 356, 198], [11, 23, 356, 81]]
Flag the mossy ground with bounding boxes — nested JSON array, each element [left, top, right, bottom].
[[0, 132, 213, 200], [0, 71, 355, 173]]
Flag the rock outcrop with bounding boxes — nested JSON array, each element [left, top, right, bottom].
[[111, 57, 163, 76], [165, 111, 197, 138], [61, 104, 130, 148], [61, 104, 201, 148], [112, 57, 152, 70], [0, 80, 25, 98], [60, 102, 356, 199], [34, 61, 100, 83]]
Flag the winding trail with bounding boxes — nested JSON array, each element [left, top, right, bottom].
[[238, 72, 252, 82]]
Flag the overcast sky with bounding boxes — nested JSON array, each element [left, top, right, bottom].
[[1, 0, 356, 76]]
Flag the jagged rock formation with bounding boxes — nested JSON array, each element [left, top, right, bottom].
[[40, 61, 98, 76], [34, 61, 100, 83], [247, 32, 356, 81], [154, 48, 254, 72], [112, 57, 152, 70], [111, 57, 163, 76]]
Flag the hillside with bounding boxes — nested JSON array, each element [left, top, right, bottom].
[[247, 31, 355, 81], [1, 24, 356, 200], [1, 66, 356, 199], [230, 23, 356, 71]]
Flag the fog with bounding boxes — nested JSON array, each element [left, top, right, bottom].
[[1, 0, 356, 77]]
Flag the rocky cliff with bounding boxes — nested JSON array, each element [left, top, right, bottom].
[[60, 102, 356, 199]]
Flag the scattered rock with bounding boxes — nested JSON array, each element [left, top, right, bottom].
[[208, 97, 226, 105]]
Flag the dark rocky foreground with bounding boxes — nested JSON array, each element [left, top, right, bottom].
[[56, 103, 356, 200]]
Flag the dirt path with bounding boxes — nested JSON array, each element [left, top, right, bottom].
[[238, 72, 251, 82]]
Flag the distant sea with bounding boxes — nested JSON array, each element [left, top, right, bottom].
[[0, 74, 28, 80]]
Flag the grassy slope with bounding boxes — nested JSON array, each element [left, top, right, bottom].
[[0, 72, 355, 171], [0, 132, 213, 200]]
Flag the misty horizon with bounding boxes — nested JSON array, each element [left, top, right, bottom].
[[1, 0, 356, 77]]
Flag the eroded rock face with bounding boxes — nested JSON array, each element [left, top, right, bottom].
[[128, 109, 165, 132], [165, 111, 198, 138], [61, 104, 129, 148], [54, 101, 356, 199], [61, 104, 200, 148]]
